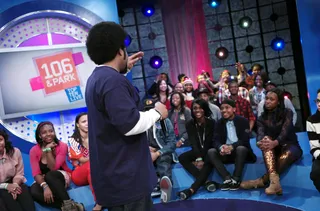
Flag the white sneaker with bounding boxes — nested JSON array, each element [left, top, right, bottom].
[[160, 176, 172, 203]]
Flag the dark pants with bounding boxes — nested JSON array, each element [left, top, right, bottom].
[[208, 146, 253, 181], [179, 150, 205, 179], [154, 154, 173, 181], [0, 183, 35, 211], [30, 171, 69, 208], [311, 159, 320, 192], [107, 195, 153, 211], [179, 150, 214, 191]]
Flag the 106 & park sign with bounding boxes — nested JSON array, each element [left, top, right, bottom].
[[29, 51, 85, 103]]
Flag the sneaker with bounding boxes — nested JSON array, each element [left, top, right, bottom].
[[205, 181, 217, 192], [177, 189, 193, 200], [220, 179, 233, 191], [160, 176, 172, 203], [229, 179, 240, 191], [151, 191, 161, 198], [61, 200, 84, 211]]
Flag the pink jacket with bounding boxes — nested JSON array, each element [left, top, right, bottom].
[[29, 142, 71, 177]]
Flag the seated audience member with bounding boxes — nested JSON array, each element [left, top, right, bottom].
[[148, 73, 173, 97], [168, 92, 192, 147], [249, 73, 266, 116], [177, 99, 215, 199], [0, 129, 35, 211], [235, 62, 248, 84], [197, 88, 221, 121], [154, 80, 171, 110], [228, 80, 255, 132], [183, 78, 196, 108], [240, 88, 302, 195], [245, 63, 263, 90], [308, 89, 320, 192], [257, 81, 297, 125], [68, 113, 102, 211], [173, 82, 185, 94], [207, 99, 257, 190], [178, 73, 186, 83], [30, 122, 84, 211], [144, 99, 176, 203]]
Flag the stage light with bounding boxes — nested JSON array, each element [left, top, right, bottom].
[[277, 67, 286, 75], [124, 35, 132, 47], [271, 37, 285, 51], [283, 91, 293, 100], [118, 9, 125, 18], [239, 16, 252, 29], [149, 56, 163, 69], [270, 13, 279, 22], [215, 47, 229, 60], [245, 45, 254, 53], [208, 0, 221, 8], [141, 5, 155, 17]]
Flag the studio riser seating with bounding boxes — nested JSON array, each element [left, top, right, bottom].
[[22, 132, 318, 211]]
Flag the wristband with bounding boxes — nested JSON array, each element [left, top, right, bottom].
[[154, 109, 162, 121], [0, 183, 8, 189], [195, 157, 203, 162], [42, 148, 52, 152], [40, 182, 47, 187], [43, 184, 49, 190]]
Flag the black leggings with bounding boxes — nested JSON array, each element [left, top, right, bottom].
[[30, 171, 70, 208], [0, 183, 35, 211]]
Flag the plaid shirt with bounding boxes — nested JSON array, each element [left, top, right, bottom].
[[230, 96, 256, 122]]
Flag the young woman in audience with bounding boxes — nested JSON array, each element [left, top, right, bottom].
[[155, 80, 171, 109], [240, 88, 302, 195], [168, 92, 192, 147], [182, 78, 196, 108], [148, 72, 173, 97], [249, 73, 267, 116], [68, 113, 102, 210], [173, 82, 185, 93], [178, 99, 215, 199], [0, 129, 35, 211], [30, 121, 84, 211]]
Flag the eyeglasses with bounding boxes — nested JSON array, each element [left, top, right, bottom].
[[314, 99, 320, 103]]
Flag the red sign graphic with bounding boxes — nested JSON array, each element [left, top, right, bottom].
[[34, 51, 80, 94]]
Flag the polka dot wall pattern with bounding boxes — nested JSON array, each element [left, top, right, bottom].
[[0, 18, 48, 48], [0, 17, 89, 143]]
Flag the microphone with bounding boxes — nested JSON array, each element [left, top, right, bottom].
[[160, 119, 167, 136]]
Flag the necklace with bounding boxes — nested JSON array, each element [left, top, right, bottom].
[[195, 123, 206, 148]]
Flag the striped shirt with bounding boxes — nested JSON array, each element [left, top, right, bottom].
[[306, 110, 320, 159]]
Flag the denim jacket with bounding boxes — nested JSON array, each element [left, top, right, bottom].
[[153, 119, 178, 163]]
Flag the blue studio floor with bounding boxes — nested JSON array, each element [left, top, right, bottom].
[[20, 132, 318, 211]]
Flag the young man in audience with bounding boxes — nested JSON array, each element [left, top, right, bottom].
[[144, 99, 177, 203], [228, 80, 256, 132], [257, 81, 297, 125], [308, 89, 320, 192], [206, 99, 256, 190], [197, 88, 221, 121]]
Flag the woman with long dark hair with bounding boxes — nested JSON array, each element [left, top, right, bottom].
[[29, 121, 84, 210], [155, 80, 171, 109], [168, 92, 192, 147], [240, 88, 302, 195], [68, 112, 102, 210], [0, 129, 35, 211], [177, 99, 215, 199]]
